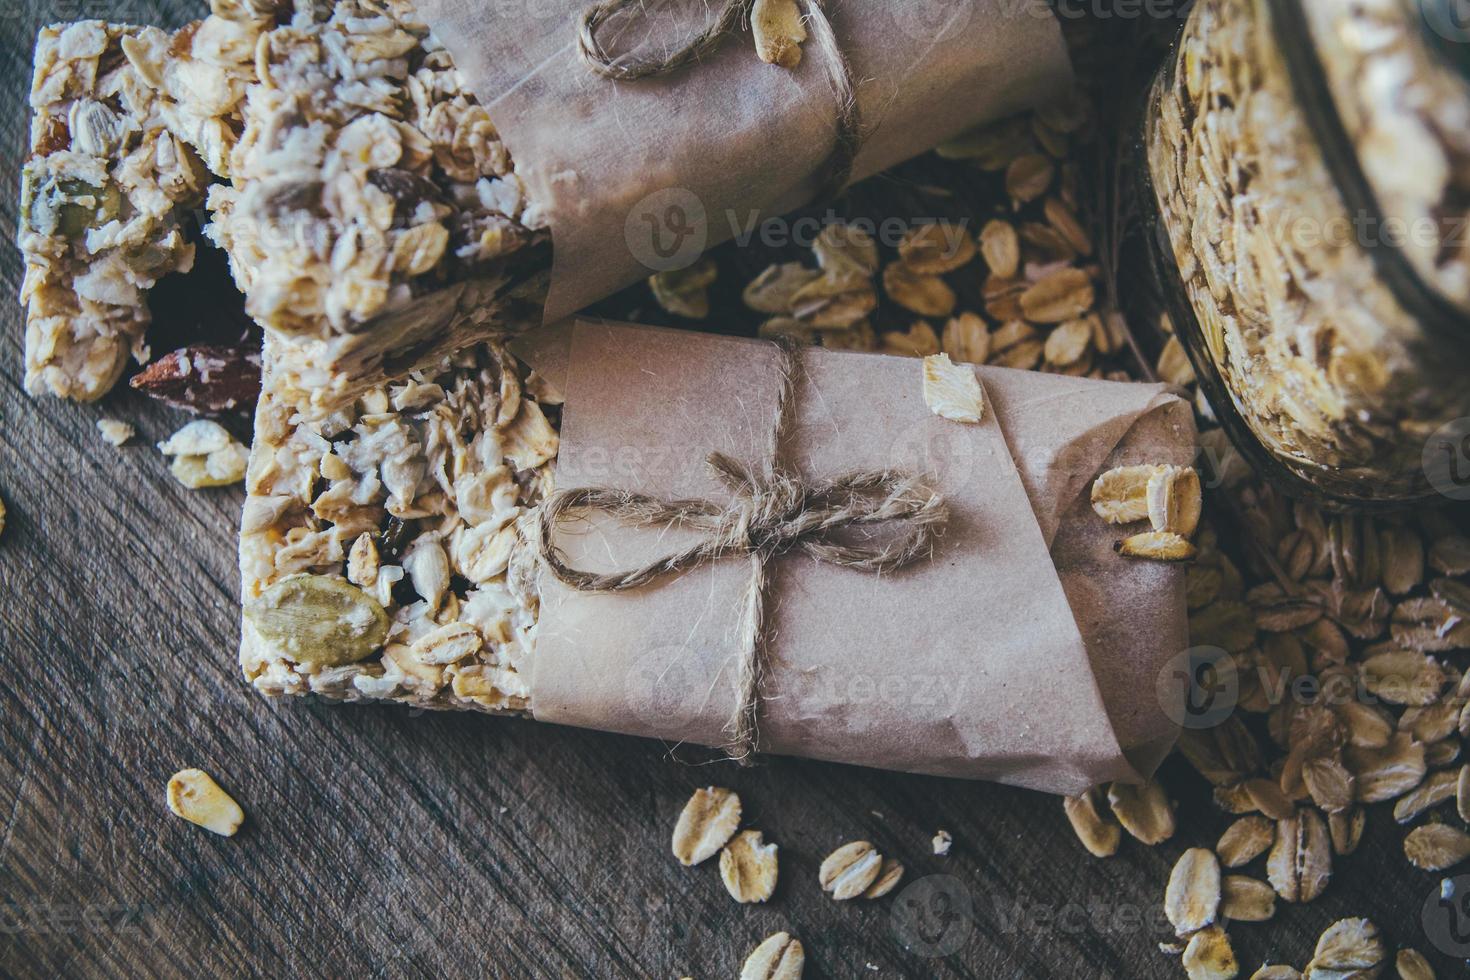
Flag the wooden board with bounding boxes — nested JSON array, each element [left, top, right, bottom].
[[0, 5, 1460, 977]]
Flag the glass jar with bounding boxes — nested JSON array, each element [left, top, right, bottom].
[[1135, 0, 1470, 507]]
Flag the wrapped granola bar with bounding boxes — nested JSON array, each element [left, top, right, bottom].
[[19, 21, 213, 400], [240, 319, 1199, 796]]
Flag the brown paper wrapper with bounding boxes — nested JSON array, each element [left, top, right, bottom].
[[414, 0, 1072, 321], [520, 320, 1197, 796]]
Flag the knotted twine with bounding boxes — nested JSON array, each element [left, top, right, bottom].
[[576, 0, 863, 203], [536, 342, 948, 764]]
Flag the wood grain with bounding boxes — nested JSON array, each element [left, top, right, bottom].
[[0, 4, 1459, 977]]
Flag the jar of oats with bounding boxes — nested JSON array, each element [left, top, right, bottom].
[[1140, 0, 1470, 506]]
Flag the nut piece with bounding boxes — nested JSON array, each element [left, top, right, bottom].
[[720, 830, 778, 904], [1092, 465, 1166, 524], [1404, 824, 1470, 871], [1181, 926, 1237, 980], [1164, 847, 1221, 936], [157, 419, 249, 489], [751, 0, 807, 69], [166, 768, 244, 837], [819, 840, 883, 900], [671, 786, 741, 867], [741, 931, 804, 980], [1147, 466, 1202, 537], [1063, 789, 1122, 858], [130, 345, 262, 415], [1116, 531, 1198, 563], [863, 857, 905, 899], [922, 353, 986, 423], [244, 574, 391, 667], [1107, 780, 1176, 845], [1220, 875, 1275, 922]]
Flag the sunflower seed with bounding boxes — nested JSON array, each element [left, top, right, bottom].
[[244, 575, 390, 667], [671, 787, 741, 866]]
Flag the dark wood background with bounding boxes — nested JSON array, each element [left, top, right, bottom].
[[0, 2, 1460, 977]]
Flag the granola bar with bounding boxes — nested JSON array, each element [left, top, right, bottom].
[[237, 334, 557, 710], [203, 0, 550, 416], [19, 21, 213, 401]]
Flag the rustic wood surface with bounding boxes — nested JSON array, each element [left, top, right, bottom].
[[0, 3, 1462, 978]]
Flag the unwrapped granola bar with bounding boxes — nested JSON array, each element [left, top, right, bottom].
[[238, 334, 557, 710], [19, 21, 212, 400], [203, 0, 549, 415]]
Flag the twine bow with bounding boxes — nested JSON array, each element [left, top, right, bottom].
[[576, 0, 862, 202], [537, 343, 947, 763]]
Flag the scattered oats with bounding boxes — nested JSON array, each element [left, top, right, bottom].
[[1393, 768, 1457, 824], [1165, 848, 1221, 936], [1327, 808, 1366, 857], [649, 259, 718, 320], [1147, 466, 1202, 537], [1108, 780, 1176, 845], [1395, 948, 1435, 980], [1345, 733, 1427, 803], [1063, 789, 1122, 858], [744, 262, 821, 314], [96, 418, 134, 446], [751, 0, 807, 68], [1217, 816, 1274, 868], [881, 320, 941, 358], [1459, 764, 1470, 822], [741, 932, 804, 980], [1019, 267, 1093, 323], [820, 841, 883, 900], [942, 312, 991, 365], [1043, 318, 1092, 367], [932, 829, 953, 855], [884, 262, 957, 317], [166, 768, 244, 837], [720, 830, 779, 904], [863, 857, 905, 899], [671, 787, 741, 867], [1116, 531, 1198, 563], [1249, 969, 1301, 980], [922, 354, 986, 423], [1243, 778, 1296, 822], [1301, 758, 1355, 814], [1091, 465, 1166, 524], [1305, 918, 1383, 978], [898, 222, 976, 275], [979, 219, 1020, 279], [1156, 335, 1196, 386], [1267, 809, 1331, 903], [1182, 926, 1238, 980], [1005, 153, 1055, 202], [1405, 823, 1470, 871], [1220, 875, 1275, 923]]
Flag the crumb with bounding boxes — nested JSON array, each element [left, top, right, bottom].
[[932, 829, 952, 855], [97, 418, 135, 446]]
